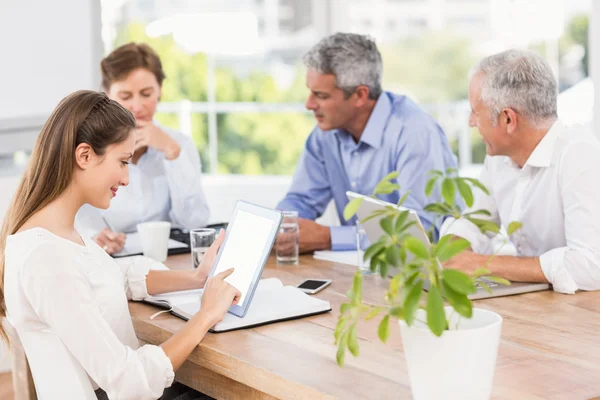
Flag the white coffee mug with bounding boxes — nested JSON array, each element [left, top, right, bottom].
[[137, 221, 171, 262]]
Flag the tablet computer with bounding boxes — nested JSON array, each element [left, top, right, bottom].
[[208, 201, 283, 317]]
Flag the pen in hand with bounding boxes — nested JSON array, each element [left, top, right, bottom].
[[98, 216, 126, 253]]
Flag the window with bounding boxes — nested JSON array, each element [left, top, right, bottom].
[[100, 0, 591, 175]]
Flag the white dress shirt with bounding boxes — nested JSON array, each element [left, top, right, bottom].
[[4, 228, 174, 399], [77, 124, 210, 235], [441, 120, 600, 294]]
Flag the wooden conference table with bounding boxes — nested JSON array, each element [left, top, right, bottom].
[[128, 254, 600, 400]]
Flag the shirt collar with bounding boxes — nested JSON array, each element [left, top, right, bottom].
[[359, 93, 391, 149], [334, 93, 391, 149], [523, 119, 564, 168]]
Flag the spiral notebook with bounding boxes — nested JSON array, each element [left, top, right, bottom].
[[144, 278, 331, 333]]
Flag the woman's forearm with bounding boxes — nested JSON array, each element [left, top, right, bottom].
[[160, 309, 214, 370], [145, 270, 206, 295]]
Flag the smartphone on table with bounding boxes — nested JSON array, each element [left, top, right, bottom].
[[296, 279, 332, 294]]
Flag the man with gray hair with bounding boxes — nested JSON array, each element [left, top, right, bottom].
[[277, 32, 457, 253], [442, 49, 600, 294]]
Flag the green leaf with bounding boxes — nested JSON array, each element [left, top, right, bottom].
[[436, 238, 471, 262], [424, 203, 454, 215], [507, 221, 523, 236], [348, 325, 359, 357], [340, 303, 351, 315], [334, 316, 349, 343], [426, 286, 446, 337], [466, 217, 500, 234], [484, 276, 511, 286], [363, 240, 386, 262], [397, 220, 417, 234], [394, 211, 410, 233], [380, 171, 399, 183], [360, 209, 389, 223], [336, 330, 348, 366], [374, 182, 401, 195], [442, 269, 476, 295], [386, 246, 401, 267], [378, 259, 388, 278], [404, 269, 421, 286], [464, 209, 492, 217], [441, 178, 456, 206], [425, 177, 437, 197], [456, 179, 474, 208], [442, 281, 473, 318], [352, 271, 363, 303], [366, 307, 384, 320], [397, 190, 411, 206], [477, 280, 493, 294], [465, 178, 490, 195], [471, 267, 491, 279], [403, 280, 423, 325], [429, 170, 444, 177], [446, 167, 458, 175], [370, 254, 381, 274], [389, 306, 404, 318], [390, 275, 400, 293], [380, 216, 394, 236], [404, 237, 429, 259], [399, 246, 407, 264], [433, 234, 452, 257], [343, 197, 363, 221], [378, 315, 390, 343]]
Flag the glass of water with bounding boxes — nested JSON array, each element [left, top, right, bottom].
[[356, 222, 375, 275], [276, 211, 299, 265], [190, 228, 216, 268]]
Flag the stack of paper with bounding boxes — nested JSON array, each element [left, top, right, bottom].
[[313, 250, 359, 266]]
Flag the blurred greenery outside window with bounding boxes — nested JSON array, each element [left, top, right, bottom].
[[113, 13, 589, 175]]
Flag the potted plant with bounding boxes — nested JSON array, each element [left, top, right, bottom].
[[335, 169, 521, 400]]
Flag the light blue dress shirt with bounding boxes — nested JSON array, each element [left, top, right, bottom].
[[77, 124, 210, 236], [277, 92, 458, 250]]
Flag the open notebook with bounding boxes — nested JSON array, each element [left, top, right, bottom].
[[144, 278, 331, 333], [112, 232, 188, 258]]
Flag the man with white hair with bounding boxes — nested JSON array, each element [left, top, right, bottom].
[[277, 33, 458, 253], [442, 49, 600, 294]]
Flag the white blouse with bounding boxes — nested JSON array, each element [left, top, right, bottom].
[[4, 228, 174, 399], [77, 124, 210, 235]]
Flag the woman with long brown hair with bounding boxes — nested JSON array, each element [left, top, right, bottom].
[[0, 90, 240, 399], [77, 42, 210, 255]]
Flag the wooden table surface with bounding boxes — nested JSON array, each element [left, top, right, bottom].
[[129, 254, 600, 400]]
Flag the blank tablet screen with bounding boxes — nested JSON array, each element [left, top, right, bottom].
[[211, 210, 277, 308]]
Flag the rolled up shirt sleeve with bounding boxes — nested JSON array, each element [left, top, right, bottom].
[[330, 225, 357, 251], [114, 255, 168, 301], [21, 246, 174, 399], [539, 142, 600, 294]]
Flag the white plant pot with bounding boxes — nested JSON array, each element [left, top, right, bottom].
[[399, 306, 502, 400]]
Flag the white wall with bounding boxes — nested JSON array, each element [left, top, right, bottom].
[[0, 0, 102, 373], [0, 0, 102, 128]]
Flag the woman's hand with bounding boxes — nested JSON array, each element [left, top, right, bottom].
[[135, 120, 181, 160], [200, 268, 241, 325], [94, 228, 126, 254], [195, 229, 225, 286]]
